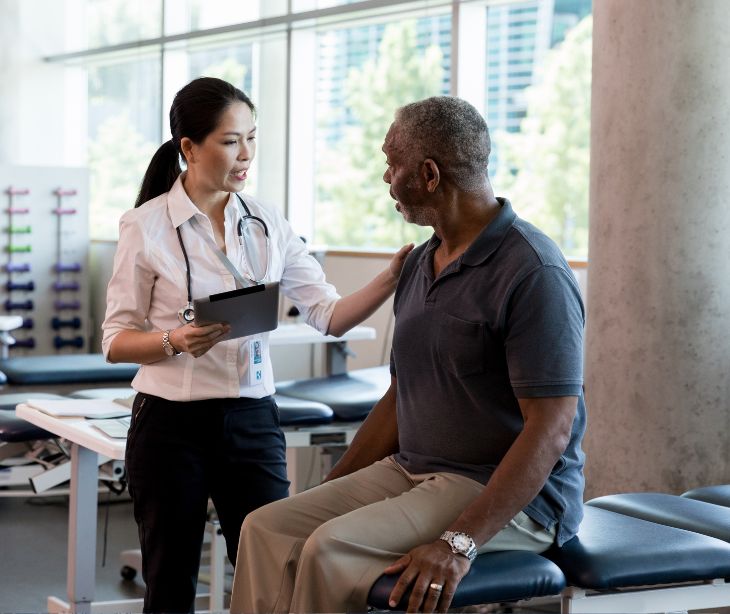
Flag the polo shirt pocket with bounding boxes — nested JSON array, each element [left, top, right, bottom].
[[438, 313, 486, 377]]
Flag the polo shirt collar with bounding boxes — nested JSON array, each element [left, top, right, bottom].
[[418, 197, 516, 272], [461, 197, 516, 266]]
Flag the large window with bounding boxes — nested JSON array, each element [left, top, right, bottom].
[[312, 15, 451, 248], [87, 51, 161, 238], [50, 0, 592, 258]]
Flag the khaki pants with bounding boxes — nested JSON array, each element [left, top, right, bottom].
[[230, 456, 555, 613]]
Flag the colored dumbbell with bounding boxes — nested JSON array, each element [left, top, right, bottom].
[[5, 262, 31, 273], [21, 318, 33, 329], [53, 281, 80, 291], [9, 225, 31, 234], [4, 187, 29, 196], [53, 208, 77, 215], [54, 262, 82, 273], [5, 187, 30, 215], [54, 299, 81, 310], [5, 280, 34, 292], [12, 337, 35, 349], [54, 335, 83, 349], [51, 316, 81, 330], [4, 299, 33, 311], [6, 245, 31, 253], [53, 188, 77, 197]]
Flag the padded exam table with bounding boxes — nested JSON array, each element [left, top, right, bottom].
[[369, 504, 730, 613]]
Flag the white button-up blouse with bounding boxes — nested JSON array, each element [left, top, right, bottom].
[[102, 175, 340, 401]]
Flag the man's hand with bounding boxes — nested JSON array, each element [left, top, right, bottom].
[[169, 322, 231, 358], [384, 540, 471, 613]]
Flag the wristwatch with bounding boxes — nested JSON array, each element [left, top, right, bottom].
[[162, 330, 181, 356], [439, 531, 478, 561]]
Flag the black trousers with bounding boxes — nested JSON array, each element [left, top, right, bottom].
[[125, 392, 290, 614]]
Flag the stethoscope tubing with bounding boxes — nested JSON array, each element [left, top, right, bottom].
[[176, 194, 270, 324]]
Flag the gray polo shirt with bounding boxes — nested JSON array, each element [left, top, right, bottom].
[[391, 198, 586, 546]]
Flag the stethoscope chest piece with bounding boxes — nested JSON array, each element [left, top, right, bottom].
[[178, 303, 195, 325]]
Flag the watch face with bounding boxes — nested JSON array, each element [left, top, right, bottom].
[[452, 533, 471, 551]]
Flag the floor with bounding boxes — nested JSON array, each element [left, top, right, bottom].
[[0, 484, 238, 614], [0, 491, 147, 612]]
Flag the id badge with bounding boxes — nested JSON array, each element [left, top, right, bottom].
[[249, 337, 265, 386]]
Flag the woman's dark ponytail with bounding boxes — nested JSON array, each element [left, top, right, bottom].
[[134, 140, 181, 208], [134, 77, 254, 208]]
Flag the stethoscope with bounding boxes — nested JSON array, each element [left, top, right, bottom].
[[177, 194, 270, 325]]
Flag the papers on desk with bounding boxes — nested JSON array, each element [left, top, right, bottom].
[[26, 398, 132, 419], [88, 416, 131, 439]]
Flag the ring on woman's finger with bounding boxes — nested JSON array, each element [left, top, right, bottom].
[[429, 583, 443, 592]]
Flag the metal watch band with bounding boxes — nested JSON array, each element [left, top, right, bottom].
[[162, 330, 181, 356]]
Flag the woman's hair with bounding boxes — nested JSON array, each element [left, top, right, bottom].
[[135, 77, 255, 207]]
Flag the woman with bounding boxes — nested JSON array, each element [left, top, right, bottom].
[[102, 76, 411, 613]]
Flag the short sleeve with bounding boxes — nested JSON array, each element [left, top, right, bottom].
[[504, 265, 585, 397]]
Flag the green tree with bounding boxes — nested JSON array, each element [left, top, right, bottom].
[[315, 21, 444, 248], [493, 15, 592, 258], [89, 114, 157, 239]]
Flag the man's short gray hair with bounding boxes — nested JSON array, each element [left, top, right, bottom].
[[395, 96, 490, 193]]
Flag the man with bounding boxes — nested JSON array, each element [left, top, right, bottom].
[[230, 96, 586, 614]]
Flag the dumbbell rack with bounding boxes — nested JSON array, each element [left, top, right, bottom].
[[0, 165, 89, 355]]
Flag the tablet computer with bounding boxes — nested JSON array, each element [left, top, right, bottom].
[[193, 282, 279, 340]]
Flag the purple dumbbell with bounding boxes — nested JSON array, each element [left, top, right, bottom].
[[53, 281, 80, 292], [54, 299, 81, 310]]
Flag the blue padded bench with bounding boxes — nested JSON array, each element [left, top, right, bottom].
[[369, 505, 730, 613], [588, 491, 730, 542], [276, 365, 390, 422], [0, 392, 68, 441], [684, 484, 730, 507], [369, 550, 566, 610], [546, 505, 730, 588], [275, 395, 333, 426], [0, 354, 138, 385]]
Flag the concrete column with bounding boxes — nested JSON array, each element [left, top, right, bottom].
[[584, 0, 730, 498]]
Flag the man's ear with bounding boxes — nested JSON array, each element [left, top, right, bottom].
[[422, 158, 440, 192], [180, 137, 195, 165]]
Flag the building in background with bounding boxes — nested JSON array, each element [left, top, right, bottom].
[[486, 0, 591, 135]]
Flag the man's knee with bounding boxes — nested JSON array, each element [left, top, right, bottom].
[[241, 498, 287, 536], [299, 521, 341, 568]]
